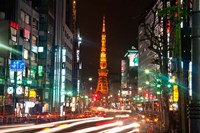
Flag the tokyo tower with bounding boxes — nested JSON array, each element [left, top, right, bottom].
[[95, 16, 109, 95]]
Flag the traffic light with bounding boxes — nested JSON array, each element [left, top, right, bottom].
[[144, 92, 150, 98], [92, 93, 98, 101]]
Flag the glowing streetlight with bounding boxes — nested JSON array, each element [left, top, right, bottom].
[[145, 69, 150, 74], [88, 77, 92, 81]]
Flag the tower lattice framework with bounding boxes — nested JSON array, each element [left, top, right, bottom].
[[96, 16, 109, 95]]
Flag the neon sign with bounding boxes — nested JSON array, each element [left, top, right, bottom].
[[10, 21, 18, 30]]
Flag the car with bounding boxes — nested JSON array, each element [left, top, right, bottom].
[[145, 113, 159, 123]]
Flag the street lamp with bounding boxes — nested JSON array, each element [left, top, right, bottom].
[[88, 77, 92, 81], [88, 77, 93, 96], [145, 69, 150, 74], [138, 87, 142, 91]]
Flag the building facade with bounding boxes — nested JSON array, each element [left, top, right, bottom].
[[0, 0, 41, 115], [0, 0, 76, 116], [121, 47, 139, 110], [137, 0, 162, 108]]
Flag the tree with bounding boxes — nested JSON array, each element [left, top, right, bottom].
[[139, 0, 192, 132]]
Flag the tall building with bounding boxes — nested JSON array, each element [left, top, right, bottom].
[[96, 16, 109, 95], [120, 47, 139, 109], [52, 0, 74, 114], [72, 0, 81, 97], [32, 0, 55, 112], [0, 0, 40, 115], [33, 0, 74, 114], [0, 0, 76, 116], [137, 0, 161, 100]]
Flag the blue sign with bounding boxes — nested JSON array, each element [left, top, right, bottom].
[[10, 60, 26, 71]]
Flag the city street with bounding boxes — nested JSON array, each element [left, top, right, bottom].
[[0, 115, 157, 133], [0, 0, 200, 132]]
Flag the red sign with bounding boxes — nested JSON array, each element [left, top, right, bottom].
[[10, 21, 18, 30], [24, 29, 30, 39]]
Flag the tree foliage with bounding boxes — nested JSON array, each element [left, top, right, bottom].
[[140, 2, 163, 68], [140, 1, 192, 68]]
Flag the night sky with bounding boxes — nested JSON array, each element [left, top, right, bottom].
[[77, 0, 156, 81]]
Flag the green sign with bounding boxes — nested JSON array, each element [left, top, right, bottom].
[[38, 66, 43, 77]]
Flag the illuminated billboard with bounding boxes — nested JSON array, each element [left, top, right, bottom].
[[129, 51, 139, 67]]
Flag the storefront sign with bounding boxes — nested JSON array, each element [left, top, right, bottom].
[[173, 85, 179, 102]]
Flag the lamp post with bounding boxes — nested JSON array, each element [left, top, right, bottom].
[[88, 77, 93, 97], [145, 69, 151, 111]]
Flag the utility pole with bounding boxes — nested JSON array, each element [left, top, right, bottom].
[[189, 0, 200, 132], [175, 0, 186, 133], [162, 0, 169, 132]]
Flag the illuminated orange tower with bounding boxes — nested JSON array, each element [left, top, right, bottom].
[[96, 16, 109, 95]]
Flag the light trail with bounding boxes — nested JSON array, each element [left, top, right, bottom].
[[0, 123, 34, 129], [73, 121, 123, 133], [0, 117, 102, 133], [36, 117, 114, 133], [0, 43, 21, 54], [127, 129, 140, 133], [100, 122, 140, 133]]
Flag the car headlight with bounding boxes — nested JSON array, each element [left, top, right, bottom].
[[132, 122, 140, 128]]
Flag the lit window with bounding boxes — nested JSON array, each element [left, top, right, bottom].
[[32, 36, 38, 53], [32, 36, 37, 45], [25, 14, 30, 24], [28, 69, 30, 77], [23, 49, 28, 59], [38, 46, 44, 52], [10, 27, 17, 42], [20, 10, 25, 21], [31, 52, 37, 61], [23, 69, 26, 77], [24, 29, 30, 39]]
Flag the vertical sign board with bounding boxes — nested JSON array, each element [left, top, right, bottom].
[[173, 85, 179, 102], [129, 50, 139, 67]]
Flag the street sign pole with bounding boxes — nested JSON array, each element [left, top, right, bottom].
[[3, 58, 8, 123], [13, 71, 17, 123], [9, 60, 25, 123]]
